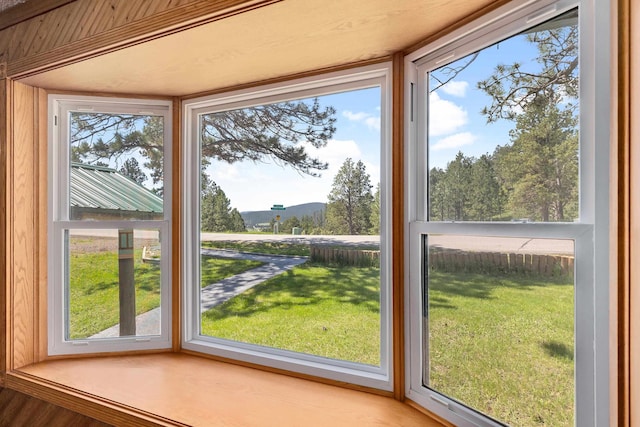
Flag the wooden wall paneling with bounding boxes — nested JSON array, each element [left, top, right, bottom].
[[629, 0, 639, 424], [5, 373, 181, 427], [0, 387, 113, 427], [612, 0, 628, 423], [10, 81, 37, 370], [3, 0, 279, 79], [171, 97, 181, 351], [1, 0, 194, 62], [0, 79, 8, 384], [614, 1, 630, 425], [0, 0, 77, 32], [36, 89, 48, 362], [391, 52, 405, 401]]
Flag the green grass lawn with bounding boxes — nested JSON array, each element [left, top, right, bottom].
[[201, 262, 381, 366], [69, 250, 263, 338], [202, 240, 310, 256], [428, 270, 574, 426], [68, 249, 161, 339]]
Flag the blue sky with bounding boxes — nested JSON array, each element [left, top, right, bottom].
[[427, 33, 542, 170]]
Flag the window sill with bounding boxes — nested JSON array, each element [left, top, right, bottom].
[[6, 353, 446, 427]]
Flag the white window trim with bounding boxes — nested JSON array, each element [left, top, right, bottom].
[[48, 95, 173, 355], [404, 0, 611, 426], [182, 63, 394, 390]]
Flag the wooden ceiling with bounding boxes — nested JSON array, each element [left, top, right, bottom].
[[19, 0, 498, 97]]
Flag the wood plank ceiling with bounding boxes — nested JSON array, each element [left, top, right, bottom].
[[17, 0, 497, 97]]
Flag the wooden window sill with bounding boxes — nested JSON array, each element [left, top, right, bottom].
[[6, 353, 446, 427]]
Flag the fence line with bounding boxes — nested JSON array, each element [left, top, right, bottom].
[[309, 245, 574, 276], [428, 250, 574, 276], [310, 245, 380, 267]]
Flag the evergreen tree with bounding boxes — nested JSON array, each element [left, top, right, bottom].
[[369, 183, 380, 234], [119, 158, 147, 185], [325, 158, 373, 235], [429, 167, 449, 221], [477, 19, 578, 122], [200, 181, 246, 232], [229, 208, 247, 232], [494, 94, 578, 221], [429, 153, 505, 221], [281, 216, 301, 234], [299, 215, 315, 234], [468, 154, 505, 221], [446, 152, 473, 221]]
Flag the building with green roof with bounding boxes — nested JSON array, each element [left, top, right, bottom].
[[70, 163, 163, 220]]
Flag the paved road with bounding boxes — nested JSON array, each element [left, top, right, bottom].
[[70, 230, 574, 255], [200, 233, 573, 255]]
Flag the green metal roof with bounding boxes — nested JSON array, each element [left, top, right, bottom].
[[70, 163, 163, 217]]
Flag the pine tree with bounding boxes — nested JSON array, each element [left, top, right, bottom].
[[119, 158, 147, 185], [325, 158, 373, 235], [494, 94, 578, 221]]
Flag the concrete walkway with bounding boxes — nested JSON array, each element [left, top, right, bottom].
[[90, 249, 307, 338], [199, 249, 307, 311]]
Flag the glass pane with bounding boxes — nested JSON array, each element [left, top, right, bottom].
[[69, 112, 164, 220], [198, 87, 382, 366], [427, 10, 579, 222], [424, 234, 574, 426], [66, 229, 162, 339]]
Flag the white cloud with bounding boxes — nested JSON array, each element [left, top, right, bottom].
[[431, 132, 477, 151], [428, 92, 468, 137], [212, 162, 242, 181], [342, 110, 381, 132], [365, 117, 381, 132], [343, 111, 369, 121], [440, 80, 469, 97], [301, 138, 362, 175]]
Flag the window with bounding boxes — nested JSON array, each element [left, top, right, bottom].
[[48, 96, 172, 355], [183, 64, 393, 389], [405, 1, 610, 426]]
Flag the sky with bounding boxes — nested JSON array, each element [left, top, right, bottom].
[[204, 87, 382, 212], [427, 34, 541, 170], [427, 11, 579, 171], [207, 31, 541, 212]]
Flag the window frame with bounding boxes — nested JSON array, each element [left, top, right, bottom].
[[181, 63, 394, 391], [403, 0, 611, 425], [47, 95, 173, 355]]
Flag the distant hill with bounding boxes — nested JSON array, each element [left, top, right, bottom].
[[241, 202, 326, 227]]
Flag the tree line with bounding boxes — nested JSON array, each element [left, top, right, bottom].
[[199, 157, 380, 235], [430, 94, 578, 222]]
